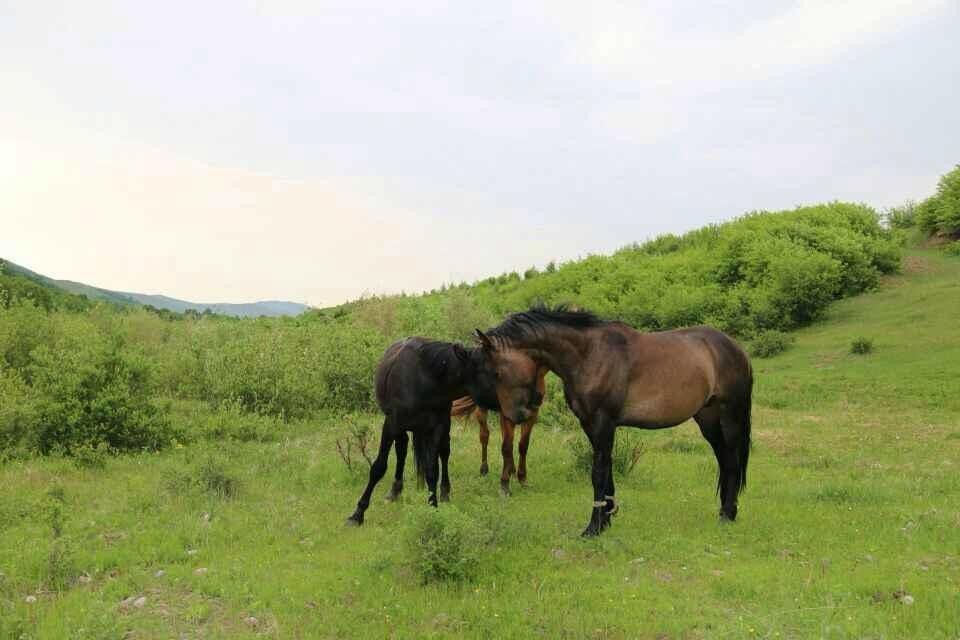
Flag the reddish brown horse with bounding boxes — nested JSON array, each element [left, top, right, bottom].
[[475, 306, 753, 537], [450, 368, 546, 496]]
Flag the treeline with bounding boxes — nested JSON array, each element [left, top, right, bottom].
[[0, 199, 906, 459]]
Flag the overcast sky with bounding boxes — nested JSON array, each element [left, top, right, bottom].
[[2, 1, 958, 306]]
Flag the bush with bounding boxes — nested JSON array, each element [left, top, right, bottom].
[[0, 368, 31, 459], [189, 400, 281, 443], [25, 337, 175, 455], [883, 201, 918, 229], [751, 330, 794, 358], [568, 432, 644, 477], [71, 442, 111, 470], [403, 506, 489, 583], [196, 456, 241, 500], [943, 242, 960, 257], [850, 337, 874, 355]]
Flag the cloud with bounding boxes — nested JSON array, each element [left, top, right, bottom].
[[549, 0, 949, 86], [1, 94, 590, 305]]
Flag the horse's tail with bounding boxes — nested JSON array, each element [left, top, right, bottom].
[[734, 368, 753, 495], [451, 396, 477, 419], [412, 429, 428, 488]]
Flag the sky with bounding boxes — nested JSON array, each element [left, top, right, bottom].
[[2, 1, 959, 307]]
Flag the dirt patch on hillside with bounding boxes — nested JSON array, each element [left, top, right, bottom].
[[903, 255, 933, 274]]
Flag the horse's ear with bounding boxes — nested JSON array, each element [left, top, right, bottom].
[[475, 329, 493, 351]]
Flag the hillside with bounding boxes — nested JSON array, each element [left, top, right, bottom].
[[0, 259, 308, 318], [2, 245, 957, 637]]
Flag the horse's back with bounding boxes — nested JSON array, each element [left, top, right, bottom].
[[659, 326, 752, 399], [375, 337, 452, 415], [375, 337, 421, 412]]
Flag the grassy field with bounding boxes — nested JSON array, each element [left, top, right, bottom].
[[2, 248, 959, 639]]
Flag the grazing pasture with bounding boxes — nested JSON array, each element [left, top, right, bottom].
[[1, 246, 958, 638]]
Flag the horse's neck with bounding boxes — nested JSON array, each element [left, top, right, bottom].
[[526, 328, 589, 384], [441, 361, 471, 399]]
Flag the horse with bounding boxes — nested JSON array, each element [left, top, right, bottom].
[[346, 337, 498, 526], [450, 366, 547, 496], [474, 305, 753, 537]]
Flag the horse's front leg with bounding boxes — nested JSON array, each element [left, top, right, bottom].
[[477, 409, 490, 476], [517, 417, 535, 486], [499, 414, 517, 496], [582, 419, 615, 537], [347, 419, 395, 525]]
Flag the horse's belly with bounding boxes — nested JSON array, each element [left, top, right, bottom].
[[620, 389, 706, 428]]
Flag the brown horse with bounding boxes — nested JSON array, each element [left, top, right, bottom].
[[450, 367, 546, 496], [475, 306, 752, 537]]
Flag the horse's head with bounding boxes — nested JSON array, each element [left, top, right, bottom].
[[475, 328, 544, 424]]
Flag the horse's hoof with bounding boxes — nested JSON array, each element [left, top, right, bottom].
[[439, 490, 450, 503], [479, 464, 489, 476], [345, 514, 363, 527], [499, 484, 511, 498], [581, 525, 600, 538], [719, 510, 737, 523], [385, 491, 400, 502]]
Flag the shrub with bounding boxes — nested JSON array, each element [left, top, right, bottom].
[[71, 442, 111, 470], [196, 456, 241, 499], [25, 337, 174, 455], [0, 368, 31, 459], [943, 242, 960, 257], [883, 201, 918, 229], [751, 330, 794, 358], [568, 432, 644, 477], [850, 337, 874, 355], [403, 506, 489, 583], [186, 400, 281, 443]]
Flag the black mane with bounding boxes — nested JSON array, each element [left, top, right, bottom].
[[485, 304, 606, 346], [415, 340, 473, 379]]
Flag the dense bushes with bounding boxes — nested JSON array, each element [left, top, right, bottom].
[[2, 328, 174, 456], [450, 201, 900, 336], [0, 198, 906, 459]]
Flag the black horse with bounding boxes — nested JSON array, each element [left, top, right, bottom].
[[346, 337, 498, 525]]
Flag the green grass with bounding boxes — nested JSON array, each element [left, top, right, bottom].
[[2, 249, 959, 638]]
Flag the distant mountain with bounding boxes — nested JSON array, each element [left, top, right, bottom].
[[1, 259, 308, 318]]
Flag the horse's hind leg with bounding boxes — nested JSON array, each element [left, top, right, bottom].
[[499, 414, 517, 496], [423, 413, 450, 507], [477, 409, 490, 476], [386, 430, 408, 501], [695, 405, 741, 521], [347, 419, 396, 525], [439, 420, 452, 502]]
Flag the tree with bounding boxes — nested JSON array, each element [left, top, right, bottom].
[[917, 165, 960, 236]]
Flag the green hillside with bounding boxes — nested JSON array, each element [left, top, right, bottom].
[[1, 245, 958, 638], [3, 172, 959, 636]]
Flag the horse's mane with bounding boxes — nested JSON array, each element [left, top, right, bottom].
[[485, 304, 606, 346], [415, 340, 474, 378]]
